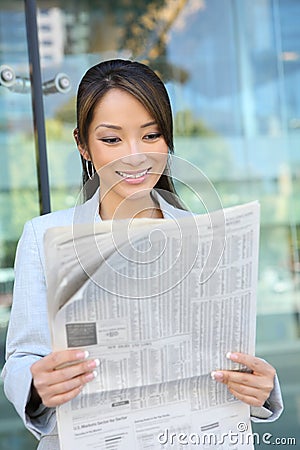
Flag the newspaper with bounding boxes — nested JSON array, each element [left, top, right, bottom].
[[44, 201, 260, 450]]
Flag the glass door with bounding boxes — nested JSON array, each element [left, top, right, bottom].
[[0, 1, 39, 448]]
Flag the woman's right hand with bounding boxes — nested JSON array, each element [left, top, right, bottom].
[[30, 349, 99, 407]]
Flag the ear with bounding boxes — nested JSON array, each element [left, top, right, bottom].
[[73, 128, 90, 161]]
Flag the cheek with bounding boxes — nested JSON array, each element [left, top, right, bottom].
[[152, 149, 169, 167], [95, 162, 118, 182], [94, 157, 111, 171], [91, 148, 115, 171]]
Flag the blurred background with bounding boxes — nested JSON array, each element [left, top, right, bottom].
[[0, 0, 299, 448]]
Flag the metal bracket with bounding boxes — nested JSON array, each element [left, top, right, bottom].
[[0, 65, 71, 94]]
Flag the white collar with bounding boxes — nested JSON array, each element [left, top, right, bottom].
[[72, 187, 190, 224]]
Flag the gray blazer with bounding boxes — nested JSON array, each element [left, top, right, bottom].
[[1, 189, 283, 450]]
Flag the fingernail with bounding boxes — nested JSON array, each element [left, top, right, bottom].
[[226, 352, 238, 361], [87, 358, 100, 369], [76, 350, 89, 360], [85, 370, 97, 381], [211, 371, 224, 381]]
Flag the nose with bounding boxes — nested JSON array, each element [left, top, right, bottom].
[[121, 141, 147, 166]]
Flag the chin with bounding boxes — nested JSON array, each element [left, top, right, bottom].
[[122, 186, 153, 201]]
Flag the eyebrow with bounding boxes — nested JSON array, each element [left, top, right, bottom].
[[95, 123, 121, 131], [94, 121, 157, 131], [141, 121, 157, 128]]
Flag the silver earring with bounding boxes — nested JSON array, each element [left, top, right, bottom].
[[86, 160, 95, 180]]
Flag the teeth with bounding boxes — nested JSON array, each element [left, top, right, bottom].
[[117, 169, 148, 179]]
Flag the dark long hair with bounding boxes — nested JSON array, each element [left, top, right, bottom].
[[76, 59, 184, 208]]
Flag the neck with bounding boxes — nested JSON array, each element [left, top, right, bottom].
[[99, 192, 163, 220]]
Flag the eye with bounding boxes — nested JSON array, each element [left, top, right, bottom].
[[144, 132, 162, 141], [100, 137, 121, 144]]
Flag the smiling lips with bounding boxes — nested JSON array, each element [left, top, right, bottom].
[[116, 168, 151, 184]]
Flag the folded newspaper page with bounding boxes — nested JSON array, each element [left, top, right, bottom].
[[44, 201, 260, 449]]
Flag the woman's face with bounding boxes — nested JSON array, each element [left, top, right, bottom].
[[81, 88, 168, 217]]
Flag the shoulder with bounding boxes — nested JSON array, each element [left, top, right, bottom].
[[19, 188, 99, 258], [26, 188, 100, 239], [16, 207, 76, 270], [14, 189, 100, 274], [19, 207, 76, 252], [29, 206, 75, 234]]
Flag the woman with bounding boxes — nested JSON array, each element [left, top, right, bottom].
[[2, 59, 283, 449]]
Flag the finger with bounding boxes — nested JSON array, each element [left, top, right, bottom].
[[228, 387, 267, 407], [31, 349, 89, 375], [48, 358, 100, 386], [45, 370, 97, 397], [47, 349, 90, 371], [212, 369, 270, 389], [211, 370, 274, 407], [212, 370, 252, 384], [211, 369, 275, 394], [227, 383, 270, 406], [43, 385, 84, 408], [227, 378, 271, 399], [211, 370, 271, 406], [228, 383, 263, 399], [34, 367, 98, 407], [32, 358, 99, 395], [226, 352, 276, 377]]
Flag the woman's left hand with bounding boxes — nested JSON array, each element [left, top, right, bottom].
[[211, 352, 276, 407]]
